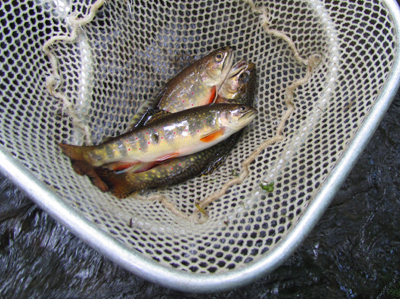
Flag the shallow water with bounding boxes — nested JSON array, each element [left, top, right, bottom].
[[1, 95, 400, 298]]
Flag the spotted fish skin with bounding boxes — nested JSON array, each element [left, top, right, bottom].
[[97, 147, 222, 199], [97, 61, 257, 197], [59, 104, 256, 181], [156, 46, 235, 113], [200, 60, 257, 175], [215, 60, 256, 106], [128, 47, 235, 129]]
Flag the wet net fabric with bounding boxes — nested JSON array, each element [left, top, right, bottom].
[[0, 0, 397, 274]]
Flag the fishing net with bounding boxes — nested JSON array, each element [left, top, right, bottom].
[[0, 0, 397, 276]]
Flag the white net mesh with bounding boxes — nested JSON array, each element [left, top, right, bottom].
[[0, 0, 397, 274]]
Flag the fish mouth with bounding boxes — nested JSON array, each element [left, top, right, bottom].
[[228, 59, 249, 78], [239, 108, 257, 123]]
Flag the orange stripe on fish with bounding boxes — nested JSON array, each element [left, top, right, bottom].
[[200, 128, 226, 142], [106, 161, 140, 172], [207, 85, 217, 104]]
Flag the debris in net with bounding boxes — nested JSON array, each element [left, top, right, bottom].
[[231, 169, 239, 177], [189, 3, 322, 223], [195, 202, 208, 216], [260, 181, 274, 192], [43, 0, 107, 145]]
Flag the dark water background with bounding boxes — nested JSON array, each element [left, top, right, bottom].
[[1, 85, 400, 297]]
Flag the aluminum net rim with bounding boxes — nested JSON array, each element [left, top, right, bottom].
[[1, 0, 400, 292]]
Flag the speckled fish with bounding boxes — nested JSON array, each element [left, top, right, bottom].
[[215, 59, 256, 106], [141, 59, 254, 125], [59, 104, 256, 191], [129, 46, 235, 128], [97, 61, 257, 198], [96, 146, 224, 198], [200, 59, 257, 175], [147, 59, 257, 175]]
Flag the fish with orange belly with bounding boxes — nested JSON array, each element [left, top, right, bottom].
[[97, 60, 257, 198], [59, 104, 257, 192], [143, 59, 257, 173], [130, 46, 235, 129], [215, 60, 256, 105]]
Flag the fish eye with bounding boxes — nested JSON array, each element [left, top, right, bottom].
[[215, 52, 224, 62], [240, 106, 247, 111], [239, 72, 250, 83], [239, 72, 248, 80]]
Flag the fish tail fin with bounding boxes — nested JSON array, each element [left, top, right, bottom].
[[71, 160, 109, 192], [96, 168, 137, 199], [58, 143, 94, 161], [59, 143, 92, 175], [59, 143, 108, 192]]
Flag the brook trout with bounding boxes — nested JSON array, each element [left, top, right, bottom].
[[129, 46, 235, 128], [216, 60, 256, 105], [200, 59, 257, 175], [60, 104, 256, 191], [97, 146, 225, 198], [98, 60, 257, 198]]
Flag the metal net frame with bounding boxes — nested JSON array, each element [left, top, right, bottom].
[[1, 0, 399, 287]]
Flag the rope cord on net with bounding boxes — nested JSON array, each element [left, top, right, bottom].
[[43, 0, 320, 224], [138, 2, 321, 224], [190, 56, 320, 224], [43, 0, 106, 145]]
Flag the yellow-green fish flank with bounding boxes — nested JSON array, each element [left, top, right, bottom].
[[129, 47, 235, 129], [96, 60, 258, 197], [157, 46, 235, 113], [59, 104, 257, 173]]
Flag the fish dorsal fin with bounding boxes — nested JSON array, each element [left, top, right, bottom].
[[129, 86, 168, 130], [200, 128, 226, 142], [145, 109, 173, 125]]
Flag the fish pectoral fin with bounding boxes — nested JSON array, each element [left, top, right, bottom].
[[103, 161, 140, 172], [207, 85, 217, 104], [156, 152, 180, 162], [200, 128, 226, 142], [125, 161, 159, 174]]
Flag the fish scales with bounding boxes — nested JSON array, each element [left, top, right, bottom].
[[160, 70, 212, 113], [59, 104, 256, 174], [157, 46, 234, 113], [97, 145, 221, 199], [96, 60, 257, 197], [129, 46, 234, 129]]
